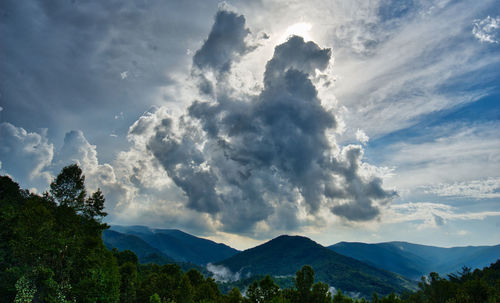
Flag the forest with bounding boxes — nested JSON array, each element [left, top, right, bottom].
[[1, 164, 499, 303]]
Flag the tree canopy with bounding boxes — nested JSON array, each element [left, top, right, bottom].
[[1, 164, 499, 302]]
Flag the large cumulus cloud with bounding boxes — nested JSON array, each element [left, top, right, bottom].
[[144, 9, 397, 235], [0, 122, 53, 190]]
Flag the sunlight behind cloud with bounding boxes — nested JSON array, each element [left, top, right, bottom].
[[280, 22, 313, 42]]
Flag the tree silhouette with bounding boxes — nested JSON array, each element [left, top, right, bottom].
[[50, 164, 86, 210]]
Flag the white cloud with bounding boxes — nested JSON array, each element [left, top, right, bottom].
[[206, 263, 241, 282], [355, 129, 369, 144], [385, 201, 500, 228], [329, 1, 500, 140], [0, 122, 53, 189], [473, 16, 500, 43], [382, 123, 500, 194], [2, 0, 500, 247], [423, 178, 500, 199]]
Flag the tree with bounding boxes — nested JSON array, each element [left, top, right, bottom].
[[150, 293, 161, 303], [225, 287, 244, 303], [260, 275, 280, 303], [247, 280, 263, 303], [119, 262, 137, 303], [50, 164, 86, 210], [311, 282, 331, 303], [1, 170, 120, 302], [177, 274, 194, 303], [295, 265, 314, 302], [84, 188, 107, 220]]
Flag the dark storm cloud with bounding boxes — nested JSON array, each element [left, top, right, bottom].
[[192, 9, 254, 96], [147, 118, 222, 214], [330, 145, 397, 221], [193, 10, 251, 73], [0, 0, 219, 162], [146, 9, 397, 234]]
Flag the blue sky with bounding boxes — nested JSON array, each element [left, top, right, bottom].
[[1, 0, 499, 249]]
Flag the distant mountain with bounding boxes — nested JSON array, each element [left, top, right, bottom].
[[108, 225, 240, 265], [328, 241, 500, 280], [216, 235, 416, 297], [102, 229, 174, 264]]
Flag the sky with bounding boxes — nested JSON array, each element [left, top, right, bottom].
[[1, 0, 499, 250]]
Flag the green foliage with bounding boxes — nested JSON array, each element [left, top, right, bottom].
[[85, 188, 107, 220], [311, 282, 331, 303], [119, 262, 138, 303], [1, 165, 118, 302], [149, 293, 161, 303], [50, 164, 86, 210], [178, 274, 195, 303], [14, 275, 36, 303], [401, 261, 500, 303], [2, 165, 500, 303], [332, 290, 353, 303], [295, 265, 315, 302], [225, 287, 245, 303]]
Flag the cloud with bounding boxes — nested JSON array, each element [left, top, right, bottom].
[[193, 10, 252, 73], [423, 178, 500, 199], [473, 16, 500, 43], [355, 129, 369, 144], [0, 122, 53, 190], [53, 130, 128, 210], [0, 0, 219, 163], [192, 10, 255, 96], [380, 123, 500, 195], [331, 0, 500, 140], [432, 213, 445, 226], [385, 202, 500, 229], [206, 263, 241, 282], [144, 9, 397, 236]]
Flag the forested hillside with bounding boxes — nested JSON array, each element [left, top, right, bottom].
[[0, 165, 232, 302], [107, 226, 239, 265], [216, 235, 415, 296], [1, 164, 499, 302]]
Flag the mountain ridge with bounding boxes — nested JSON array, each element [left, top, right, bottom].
[[329, 241, 500, 280], [108, 225, 240, 265], [215, 234, 416, 297]]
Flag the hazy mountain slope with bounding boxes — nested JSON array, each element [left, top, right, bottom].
[[109, 225, 239, 265], [102, 229, 174, 264], [328, 241, 500, 279], [329, 242, 429, 279], [216, 235, 416, 296]]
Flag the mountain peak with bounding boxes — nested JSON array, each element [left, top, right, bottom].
[[217, 234, 413, 297]]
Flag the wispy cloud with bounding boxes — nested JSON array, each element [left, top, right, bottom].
[[473, 16, 500, 43], [422, 178, 500, 199], [206, 263, 241, 282], [385, 202, 500, 228], [331, 0, 500, 140], [381, 123, 500, 193]]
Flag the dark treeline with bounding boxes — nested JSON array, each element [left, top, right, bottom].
[[1, 164, 499, 302]]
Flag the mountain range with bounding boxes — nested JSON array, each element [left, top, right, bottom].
[[329, 241, 500, 280], [215, 235, 416, 296], [102, 229, 174, 264], [104, 225, 239, 265], [103, 225, 499, 296]]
